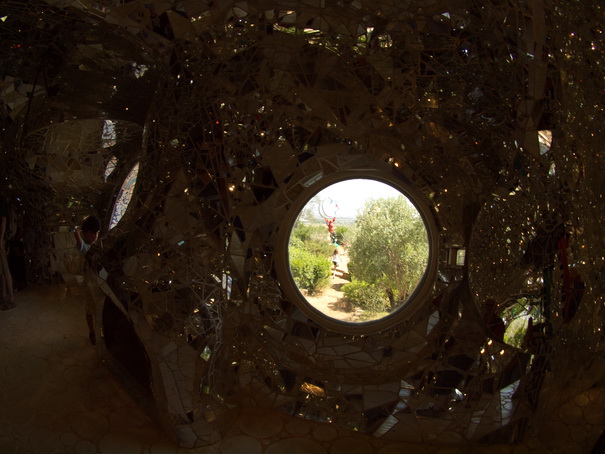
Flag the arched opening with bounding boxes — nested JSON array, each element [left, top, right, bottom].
[[285, 177, 434, 331]]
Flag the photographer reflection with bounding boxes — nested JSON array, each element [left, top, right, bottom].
[[73, 215, 101, 345]]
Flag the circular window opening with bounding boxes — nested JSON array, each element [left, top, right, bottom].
[[288, 178, 431, 325]]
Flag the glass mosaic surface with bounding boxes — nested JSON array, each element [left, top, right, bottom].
[[0, 1, 603, 451]]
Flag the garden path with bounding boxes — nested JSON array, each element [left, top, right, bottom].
[[303, 253, 364, 322]]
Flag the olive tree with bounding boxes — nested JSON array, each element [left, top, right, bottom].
[[347, 196, 428, 306]]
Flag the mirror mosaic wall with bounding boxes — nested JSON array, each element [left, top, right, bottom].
[[0, 1, 603, 451]]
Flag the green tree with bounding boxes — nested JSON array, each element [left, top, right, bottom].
[[347, 197, 428, 306]]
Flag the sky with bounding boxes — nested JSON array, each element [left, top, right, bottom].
[[314, 179, 404, 218]]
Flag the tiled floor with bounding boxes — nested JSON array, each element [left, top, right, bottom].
[[0, 286, 395, 454], [0, 285, 182, 454], [0, 285, 521, 454]]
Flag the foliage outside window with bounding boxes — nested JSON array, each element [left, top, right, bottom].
[[346, 197, 429, 316], [288, 179, 430, 323], [289, 223, 332, 295]]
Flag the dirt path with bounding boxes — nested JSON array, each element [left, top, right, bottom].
[[303, 253, 364, 322]]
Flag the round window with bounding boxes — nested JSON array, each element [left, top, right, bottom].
[[278, 173, 439, 334]]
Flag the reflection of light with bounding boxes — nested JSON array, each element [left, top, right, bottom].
[[102, 120, 117, 148], [538, 130, 552, 154], [104, 156, 118, 180], [131, 63, 149, 78], [301, 382, 325, 396], [302, 172, 323, 188], [109, 162, 139, 230]]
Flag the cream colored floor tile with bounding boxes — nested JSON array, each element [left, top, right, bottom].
[[0, 286, 179, 453], [0, 285, 540, 454]]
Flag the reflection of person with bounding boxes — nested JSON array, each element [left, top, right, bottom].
[[331, 249, 340, 278], [0, 194, 16, 311], [74, 215, 101, 345], [74, 216, 101, 255], [417, 299, 504, 417]]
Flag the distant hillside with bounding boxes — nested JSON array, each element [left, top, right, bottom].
[[305, 216, 357, 226], [335, 217, 356, 226]]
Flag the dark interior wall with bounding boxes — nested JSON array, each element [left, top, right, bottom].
[[0, 1, 603, 451]]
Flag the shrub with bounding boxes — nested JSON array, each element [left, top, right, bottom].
[[342, 280, 390, 313], [291, 223, 313, 243], [289, 247, 331, 295], [291, 224, 333, 255]]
